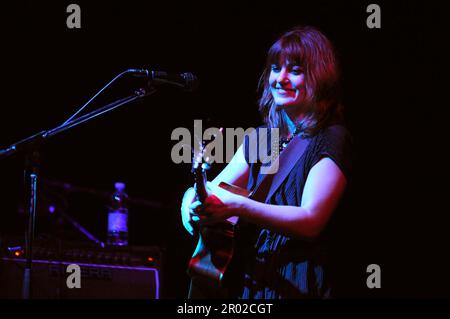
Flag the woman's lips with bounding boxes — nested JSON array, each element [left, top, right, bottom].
[[275, 88, 295, 95]]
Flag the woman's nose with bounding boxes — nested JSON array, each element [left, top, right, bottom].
[[276, 69, 289, 85]]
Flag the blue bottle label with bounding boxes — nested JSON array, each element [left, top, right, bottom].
[[108, 210, 128, 232]]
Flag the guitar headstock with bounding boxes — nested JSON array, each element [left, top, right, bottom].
[[191, 136, 211, 170], [191, 127, 222, 202], [192, 138, 210, 203]]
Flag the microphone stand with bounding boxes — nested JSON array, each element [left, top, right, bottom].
[[0, 86, 154, 299]]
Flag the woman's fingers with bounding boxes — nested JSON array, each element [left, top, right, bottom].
[[181, 210, 194, 235], [189, 200, 212, 217], [189, 201, 202, 215]]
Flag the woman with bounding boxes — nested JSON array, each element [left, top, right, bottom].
[[181, 26, 352, 299]]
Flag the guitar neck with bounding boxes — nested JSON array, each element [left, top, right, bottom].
[[195, 169, 208, 203]]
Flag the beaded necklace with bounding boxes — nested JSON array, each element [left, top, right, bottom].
[[279, 126, 304, 152]]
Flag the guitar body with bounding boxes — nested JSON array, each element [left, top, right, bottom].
[[187, 182, 251, 298]]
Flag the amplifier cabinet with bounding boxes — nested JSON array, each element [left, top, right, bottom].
[[0, 258, 160, 299]]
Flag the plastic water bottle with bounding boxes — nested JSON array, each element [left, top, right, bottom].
[[107, 182, 129, 246]]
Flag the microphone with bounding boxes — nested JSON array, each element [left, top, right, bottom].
[[127, 69, 199, 91]]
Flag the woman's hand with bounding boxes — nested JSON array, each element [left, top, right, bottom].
[[189, 182, 244, 226]]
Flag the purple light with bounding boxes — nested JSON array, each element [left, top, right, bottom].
[[48, 205, 56, 214]]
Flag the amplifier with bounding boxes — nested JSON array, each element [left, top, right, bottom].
[[0, 241, 163, 299]]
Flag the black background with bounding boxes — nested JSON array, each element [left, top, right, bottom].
[[0, 0, 449, 298]]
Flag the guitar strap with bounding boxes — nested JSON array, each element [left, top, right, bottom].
[[250, 132, 310, 204]]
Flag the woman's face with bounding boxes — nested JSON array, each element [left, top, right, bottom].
[[269, 61, 306, 110]]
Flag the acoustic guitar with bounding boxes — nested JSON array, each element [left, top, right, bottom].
[[187, 140, 250, 298]]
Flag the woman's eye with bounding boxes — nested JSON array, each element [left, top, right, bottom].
[[291, 68, 302, 75], [271, 65, 281, 72]]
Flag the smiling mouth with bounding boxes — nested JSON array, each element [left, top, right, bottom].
[[276, 88, 295, 94]]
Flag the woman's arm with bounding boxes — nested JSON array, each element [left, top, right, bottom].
[[201, 157, 347, 239]]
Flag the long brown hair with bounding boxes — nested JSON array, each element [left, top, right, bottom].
[[258, 26, 343, 138]]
